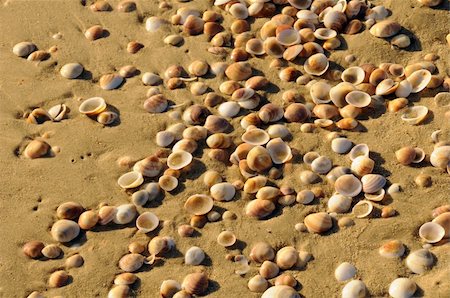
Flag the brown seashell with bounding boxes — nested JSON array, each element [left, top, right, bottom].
[[114, 273, 138, 286], [27, 50, 50, 61], [310, 0, 335, 14], [231, 19, 250, 34], [184, 15, 204, 35], [203, 10, 222, 22], [204, 115, 230, 133], [245, 76, 269, 90], [259, 103, 284, 123], [48, 270, 69, 288], [225, 62, 252, 81], [127, 41, 144, 54], [128, 242, 146, 254], [344, 19, 362, 34], [313, 104, 339, 119], [98, 205, 117, 225], [119, 253, 144, 272], [395, 146, 416, 165], [85, 25, 104, 41], [24, 140, 50, 159], [90, 1, 112, 12], [178, 224, 195, 237], [387, 97, 408, 112], [275, 246, 298, 270], [41, 244, 62, 259], [381, 206, 396, 218], [369, 68, 388, 86], [144, 94, 168, 113], [259, 260, 279, 279], [275, 273, 297, 287], [245, 199, 276, 219], [323, 37, 341, 50], [231, 48, 248, 62], [23, 241, 45, 259], [99, 73, 123, 90], [284, 103, 310, 122], [204, 22, 224, 38], [432, 205, 450, 218], [250, 242, 275, 263], [204, 92, 224, 107], [182, 272, 208, 296], [370, 20, 401, 38], [336, 118, 358, 130], [190, 215, 207, 228], [299, 42, 324, 58], [117, 0, 136, 12], [279, 67, 300, 82], [345, 0, 363, 18], [323, 10, 347, 32], [56, 201, 84, 220], [247, 146, 273, 172], [65, 254, 84, 269], [304, 212, 332, 233]]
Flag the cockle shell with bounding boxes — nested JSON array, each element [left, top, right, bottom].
[[184, 15, 204, 35], [245, 199, 275, 219], [256, 186, 281, 201], [335, 174, 362, 197], [27, 50, 49, 61], [348, 144, 369, 161], [218, 101, 240, 118], [225, 62, 252, 81], [330, 82, 356, 107], [133, 155, 162, 177], [146, 16, 168, 32], [185, 246, 205, 265], [149, 236, 175, 257], [304, 212, 332, 233], [261, 285, 300, 298], [376, 79, 399, 96], [250, 242, 275, 263], [323, 10, 347, 32], [277, 28, 301, 46], [401, 106, 428, 125], [341, 280, 367, 298], [159, 174, 180, 190], [334, 262, 357, 282], [284, 103, 310, 122], [119, 253, 144, 272], [296, 190, 315, 204], [56, 202, 83, 220], [351, 156, 374, 176], [217, 231, 236, 247], [352, 200, 373, 218], [389, 278, 417, 298], [98, 206, 117, 225], [242, 128, 271, 146], [118, 171, 144, 189], [113, 204, 136, 224], [369, 20, 401, 38], [79, 97, 107, 115], [406, 249, 435, 274], [136, 212, 159, 233], [182, 272, 208, 296], [259, 103, 284, 123], [143, 94, 168, 113], [419, 222, 445, 243], [345, 91, 371, 108], [275, 246, 298, 270], [304, 53, 329, 76], [314, 28, 337, 40], [378, 240, 405, 258], [342, 67, 365, 85], [13, 41, 36, 57], [142, 72, 162, 86], [210, 182, 236, 201], [184, 194, 214, 215], [328, 194, 352, 213], [23, 241, 44, 259], [361, 174, 386, 194], [266, 138, 292, 164], [51, 219, 80, 242], [60, 63, 83, 79], [310, 81, 331, 104], [289, 0, 312, 9], [267, 124, 291, 139], [167, 150, 193, 170], [275, 274, 297, 287], [248, 275, 268, 293], [418, 0, 443, 6], [243, 176, 267, 194], [331, 138, 353, 154], [84, 25, 104, 40], [108, 285, 130, 298], [247, 146, 273, 172], [259, 260, 279, 279]]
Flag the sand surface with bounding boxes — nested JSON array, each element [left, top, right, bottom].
[[0, 0, 449, 297]]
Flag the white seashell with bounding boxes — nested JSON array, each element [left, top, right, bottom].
[[167, 150, 193, 170], [60, 63, 84, 79], [267, 124, 291, 140], [242, 128, 270, 146], [311, 156, 332, 174], [191, 82, 208, 96], [79, 97, 107, 115], [407, 69, 432, 93], [401, 106, 428, 125], [341, 280, 367, 298], [210, 182, 236, 201], [211, 62, 229, 77], [348, 144, 369, 161], [159, 175, 178, 191], [351, 156, 374, 177], [133, 156, 163, 177], [378, 240, 405, 258], [369, 20, 401, 37], [277, 28, 301, 46], [142, 72, 162, 86], [331, 138, 353, 154], [330, 82, 357, 108], [13, 41, 37, 57], [248, 275, 268, 293], [328, 194, 352, 213], [395, 80, 413, 98], [335, 174, 362, 197], [177, 7, 201, 24], [146, 16, 168, 32], [345, 91, 371, 108], [361, 174, 386, 194], [341, 67, 365, 85], [266, 138, 292, 164], [289, 0, 312, 10], [296, 190, 315, 204], [235, 255, 250, 275], [305, 53, 329, 76], [136, 212, 159, 233], [261, 285, 300, 298], [113, 204, 136, 225], [156, 130, 174, 147], [48, 104, 68, 121], [229, 3, 249, 20], [352, 200, 373, 218], [303, 151, 320, 165], [430, 146, 450, 169], [310, 81, 331, 104], [314, 28, 337, 40], [131, 190, 149, 206], [185, 246, 205, 265], [118, 171, 144, 189], [334, 262, 357, 282], [99, 74, 123, 90], [217, 231, 236, 247], [434, 92, 450, 107], [364, 188, 385, 202], [184, 194, 214, 215], [389, 278, 417, 298], [218, 101, 240, 118], [418, 222, 445, 243]]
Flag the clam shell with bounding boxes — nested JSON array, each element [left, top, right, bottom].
[[188, 60, 209, 77], [310, 81, 331, 104], [314, 28, 337, 40], [330, 82, 357, 107], [99, 73, 123, 90], [184, 194, 214, 215], [407, 69, 432, 93], [48, 270, 69, 288], [242, 128, 270, 145], [245, 199, 275, 219], [264, 37, 285, 58], [284, 103, 311, 122], [352, 200, 373, 218], [51, 219, 80, 242], [335, 174, 362, 197], [185, 246, 205, 265], [351, 156, 374, 176], [341, 67, 365, 85], [406, 249, 435, 274], [345, 91, 371, 108], [277, 28, 301, 46], [296, 190, 315, 204], [266, 138, 292, 164], [342, 280, 367, 298], [323, 10, 347, 32], [289, 0, 312, 9], [419, 222, 445, 243], [13, 41, 36, 57], [376, 78, 399, 96], [79, 97, 107, 115], [395, 80, 413, 98], [23, 140, 50, 159], [369, 20, 401, 38], [65, 254, 84, 269], [275, 246, 298, 270], [142, 72, 162, 86], [98, 206, 117, 225], [267, 124, 291, 139], [311, 156, 332, 174], [304, 212, 332, 233], [182, 272, 208, 296], [432, 212, 450, 237], [149, 236, 175, 256], [256, 186, 281, 201], [133, 156, 162, 177], [430, 146, 450, 169], [204, 115, 230, 133], [248, 275, 268, 293], [119, 253, 144, 272], [217, 231, 236, 247], [136, 212, 159, 233], [361, 174, 386, 193], [218, 101, 240, 118], [108, 285, 130, 297], [42, 244, 62, 259], [401, 106, 428, 125], [247, 146, 273, 172], [60, 63, 83, 79], [167, 150, 193, 170], [379, 240, 405, 258], [84, 25, 104, 40], [143, 94, 168, 113], [389, 278, 417, 298], [118, 171, 144, 189], [225, 62, 252, 81], [243, 175, 267, 194], [156, 131, 174, 147], [334, 262, 357, 282], [331, 138, 353, 154], [259, 260, 279, 279], [78, 210, 99, 230], [210, 182, 236, 201], [23, 241, 45, 259], [27, 50, 49, 61], [146, 16, 168, 32], [160, 280, 181, 298], [327, 166, 351, 183], [250, 242, 275, 263], [327, 194, 352, 213], [304, 53, 329, 76], [113, 204, 136, 224], [56, 202, 83, 220], [348, 143, 369, 161], [283, 44, 303, 61], [261, 285, 300, 298]]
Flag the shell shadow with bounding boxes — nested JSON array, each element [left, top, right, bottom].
[[205, 279, 220, 296], [76, 70, 93, 81], [228, 239, 247, 252], [184, 159, 207, 181], [105, 104, 122, 127], [387, 27, 422, 52], [144, 191, 165, 209], [370, 151, 392, 177]]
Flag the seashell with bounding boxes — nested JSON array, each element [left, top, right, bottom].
[[42, 244, 62, 259], [341, 280, 367, 298], [245, 76, 269, 91], [217, 231, 236, 247], [390, 34, 411, 49], [326, 166, 351, 183], [288, 0, 312, 9], [263, 37, 285, 58], [323, 10, 347, 32], [419, 222, 445, 243], [258, 103, 284, 123], [119, 65, 138, 78], [344, 19, 363, 34], [245, 199, 276, 219], [79, 97, 107, 116], [276, 28, 301, 46], [389, 278, 417, 298], [310, 81, 332, 104], [229, 2, 249, 19], [190, 82, 208, 96], [352, 200, 373, 218], [225, 62, 252, 81], [247, 146, 273, 172], [184, 194, 214, 215], [311, 156, 332, 174], [433, 212, 450, 238], [299, 41, 324, 57], [243, 175, 267, 194], [204, 115, 230, 134], [188, 60, 209, 77], [13, 41, 36, 57], [361, 174, 386, 194], [430, 146, 450, 169], [78, 210, 99, 230], [256, 186, 281, 201], [296, 189, 315, 204], [23, 241, 45, 259], [128, 242, 145, 255], [275, 274, 297, 287], [407, 69, 432, 93], [114, 273, 137, 286], [148, 236, 175, 257], [378, 240, 405, 258], [351, 156, 374, 176], [314, 28, 337, 40], [159, 175, 178, 191], [335, 174, 362, 197], [336, 118, 358, 130], [108, 285, 130, 298], [248, 275, 268, 293], [406, 249, 435, 274], [267, 124, 291, 140], [99, 73, 123, 90], [96, 111, 118, 125], [117, 0, 136, 12], [127, 41, 144, 54], [259, 261, 280, 279], [159, 280, 182, 298], [369, 20, 401, 38], [304, 53, 329, 76], [203, 170, 222, 188], [323, 37, 341, 50], [331, 138, 353, 154], [335, 262, 357, 282], [118, 171, 144, 189], [178, 224, 195, 238], [65, 254, 84, 269], [155, 130, 174, 147], [275, 246, 298, 270], [283, 44, 304, 61], [348, 143, 369, 161], [167, 150, 193, 170], [51, 219, 80, 242], [304, 212, 332, 233], [173, 290, 191, 298], [400, 106, 428, 125], [119, 253, 144, 272], [211, 182, 236, 201], [98, 206, 117, 225], [261, 285, 299, 298], [231, 19, 249, 34], [27, 50, 49, 61], [342, 67, 365, 85], [387, 97, 408, 113], [136, 212, 159, 233], [394, 80, 413, 98], [84, 25, 104, 41], [279, 67, 300, 82], [142, 72, 162, 86], [328, 194, 352, 213], [204, 22, 224, 39], [217, 101, 239, 118], [250, 242, 275, 263], [300, 170, 320, 184], [376, 78, 399, 96], [418, 0, 443, 7], [113, 204, 137, 224], [56, 202, 83, 220], [133, 155, 163, 178], [183, 15, 204, 35], [265, 137, 293, 165], [284, 103, 310, 122], [185, 246, 205, 266], [329, 83, 356, 108], [432, 205, 450, 218], [182, 272, 208, 296], [60, 63, 83, 79], [48, 270, 69, 288], [389, 64, 405, 78]]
